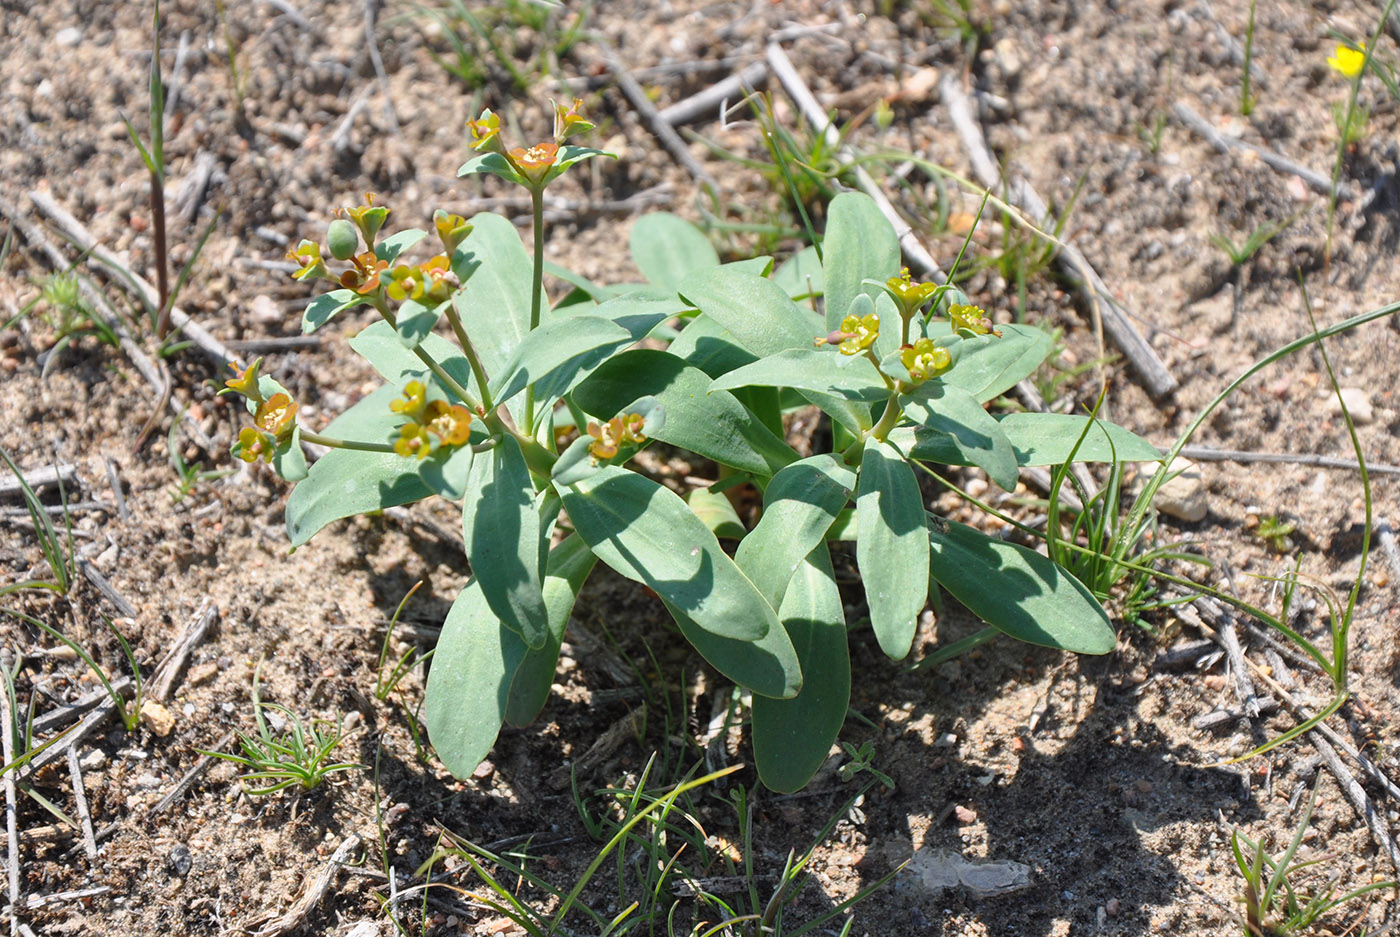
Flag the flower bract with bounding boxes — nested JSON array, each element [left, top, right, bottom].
[[237, 427, 277, 464], [344, 193, 390, 246], [553, 97, 594, 143], [468, 110, 503, 153], [223, 357, 264, 402], [390, 381, 472, 459], [254, 392, 298, 440], [887, 268, 938, 314], [287, 240, 328, 282]]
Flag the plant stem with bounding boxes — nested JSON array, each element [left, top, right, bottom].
[[444, 302, 493, 408], [523, 184, 547, 433], [371, 297, 481, 411], [298, 431, 396, 453], [867, 395, 902, 443]]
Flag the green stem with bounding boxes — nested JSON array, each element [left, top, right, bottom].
[[444, 303, 493, 409], [299, 431, 395, 453], [371, 296, 480, 412], [523, 184, 547, 433], [867, 395, 902, 444]]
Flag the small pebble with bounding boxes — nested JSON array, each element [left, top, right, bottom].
[[954, 804, 978, 824], [1135, 779, 1153, 794], [140, 700, 177, 737], [471, 760, 495, 781], [136, 772, 162, 790], [55, 27, 82, 47], [167, 844, 193, 878], [80, 749, 106, 771], [187, 661, 219, 687], [1106, 897, 1121, 917]]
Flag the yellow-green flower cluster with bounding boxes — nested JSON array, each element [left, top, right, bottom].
[[886, 268, 938, 315], [816, 312, 881, 355], [390, 380, 473, 459], [387, 255, 454, 306], [949, 303, 1001, 337], [237, 391, 299, 464], [900, 338, 952, 383], [586, 413, 647, 460]]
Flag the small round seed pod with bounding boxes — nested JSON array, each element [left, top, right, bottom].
[[326, 218, 360, 261]]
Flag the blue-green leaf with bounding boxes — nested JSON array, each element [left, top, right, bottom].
[[303, 289, 370, 334], [678, 266, 820, 358], [752, 545, 849, 792], [394, 297, 447, 350], [423, 579, 527, 778], [571, 350, 798, 477], [929, 517, 1115, 654], [462, 435, 548, 648], [504, 534, 598, 727], [457, 151, 525, 186], [995, 412, 1164, 466], [450, 212, 533, 377], [559, 466, 774, 643], [710, 348, 889, 404], [771, 244, 824, 300], [821, 192, 900, 331], [489, 316, 632, 407], [348, 320, 475, 401], [735, 454, 855, 609], [856, 438, 929, 660], [629, 213, 719, 292], [376, 228, 427, 266], [901, 383, 1018, 491], [940, 323, 1052, 403]]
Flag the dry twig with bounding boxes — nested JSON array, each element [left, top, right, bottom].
[[65, 747, 97, 861], [251, 833, 361, 937], [1, 681, 20, 937], [1171, 101, 1351, 199], [605, 51, 720, 196], [658, 61, 768, 126]]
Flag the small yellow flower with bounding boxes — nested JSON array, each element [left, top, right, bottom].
[[390, 380, 428, 421], [949, 303, 1001, 337], [425, 400, 473, 447], [586, 413, 646, 460], [340, 250, 390, 295], [468, 109, 503, 153], [552, 97, 594, 143], [508, 142, 559, 185], [223, 357, 264, 402], [344, 193, 390, 246], [886, 268, 938, 314], [1328, 43, 1366, 79], [253, 392, 298, 439], [286, 239, 328, 282], [394, 422, 434, 460], [237, 427, 276, 464], [836, 312, 880, 355], [433, 210, 472, 253], [900, 339, 952, 383]]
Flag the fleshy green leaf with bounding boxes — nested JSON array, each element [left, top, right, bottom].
[[504, 534, 598, 727], [678, 266, 820, 358], [571, 350, 798, 477], [558, 468, 803, 698], [752, 545, 849, 793], [821, 192, 900, 332], [771, 244, 824, 300], [901, 384, 1018, 491], [668, 314, 758, 378], [856, 438, 929, 660], [735, 454, 855, 609], [303, 289, 370, 334], [394, 297, 447, 349], [450, 212, 533, 377], [348, 320, 475, 401], [422, 578, 527, 778], [929, 517, 1115, 654], [559, 289, 690, 342], [629, 214, 719, 292], [710, 348, 889, 404], [376, 228, 428, 266], [462, 435, 548, 648], [939, 323, 1052, 403], [685, 487, 747, 539], [489, 316, 632, 407], [457, 151, 525, 185], [995, 413, 1164, 466]]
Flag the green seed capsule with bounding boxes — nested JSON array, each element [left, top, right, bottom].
[[326, 219, 359, 261]]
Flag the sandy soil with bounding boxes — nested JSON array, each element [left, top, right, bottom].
[[2, 1, 1399, 935]]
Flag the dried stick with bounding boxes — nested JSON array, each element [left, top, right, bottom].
[[940, 74, 1178, 399], [1171, 102, 1352, 199], [605, 51, 720, 196], [102, 459, 130, 523], [77, 561, 138, 618], [658, 61, 768, 126], [149, 600, 218, 702], [331, 85, 374, 154], [766, 44, 947, 282], [64, 747, 97, 861], [26, 189, 241, 370], [0, 464, 79, 500], [1177, 445, 1400, 477], [252, 833, 361, 937], [1, 682, 20, 937], [1309, 732, 1400, 876], [30, 678, 132, 736]]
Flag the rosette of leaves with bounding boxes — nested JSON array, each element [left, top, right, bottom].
[[281, 191, 1160, 793]]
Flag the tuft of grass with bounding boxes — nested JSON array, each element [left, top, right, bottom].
[[405, 0, 589, 93], [1232, 778, 1393, 935], [0, 449, 77, 597], [1240, 0, 1258, 116], [166, 409, 233, 503], [1210, 213, 1297, 267], [200, 663, 361, 795]]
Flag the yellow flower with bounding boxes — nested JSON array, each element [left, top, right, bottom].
[[886, 268, 938, 314], [236, 427, 276, 464], [1328, 43, 1366, 79], [425, 400, 473, 446], [900, 339, 952, 383], [344, 193, 390, 246], [586, 414, 646, 460], [836, 312, 880, 355], [433, 211, 472, 253], [468, 109, 503, 153], [508, 142, 559, 185], [223, 357, 264, 402], [339, 250, 389, 295], [394, 422, 434, 460], [949, 303, 1001, 337], [253, 392, 298, 439], [390, 380, 428, 421], [552, 97, 594, 143], [390, 381, 472, 458], [286, 240, 328, 282]]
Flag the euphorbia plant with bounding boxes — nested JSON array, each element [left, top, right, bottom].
[[231, 101, 1161, 792]]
